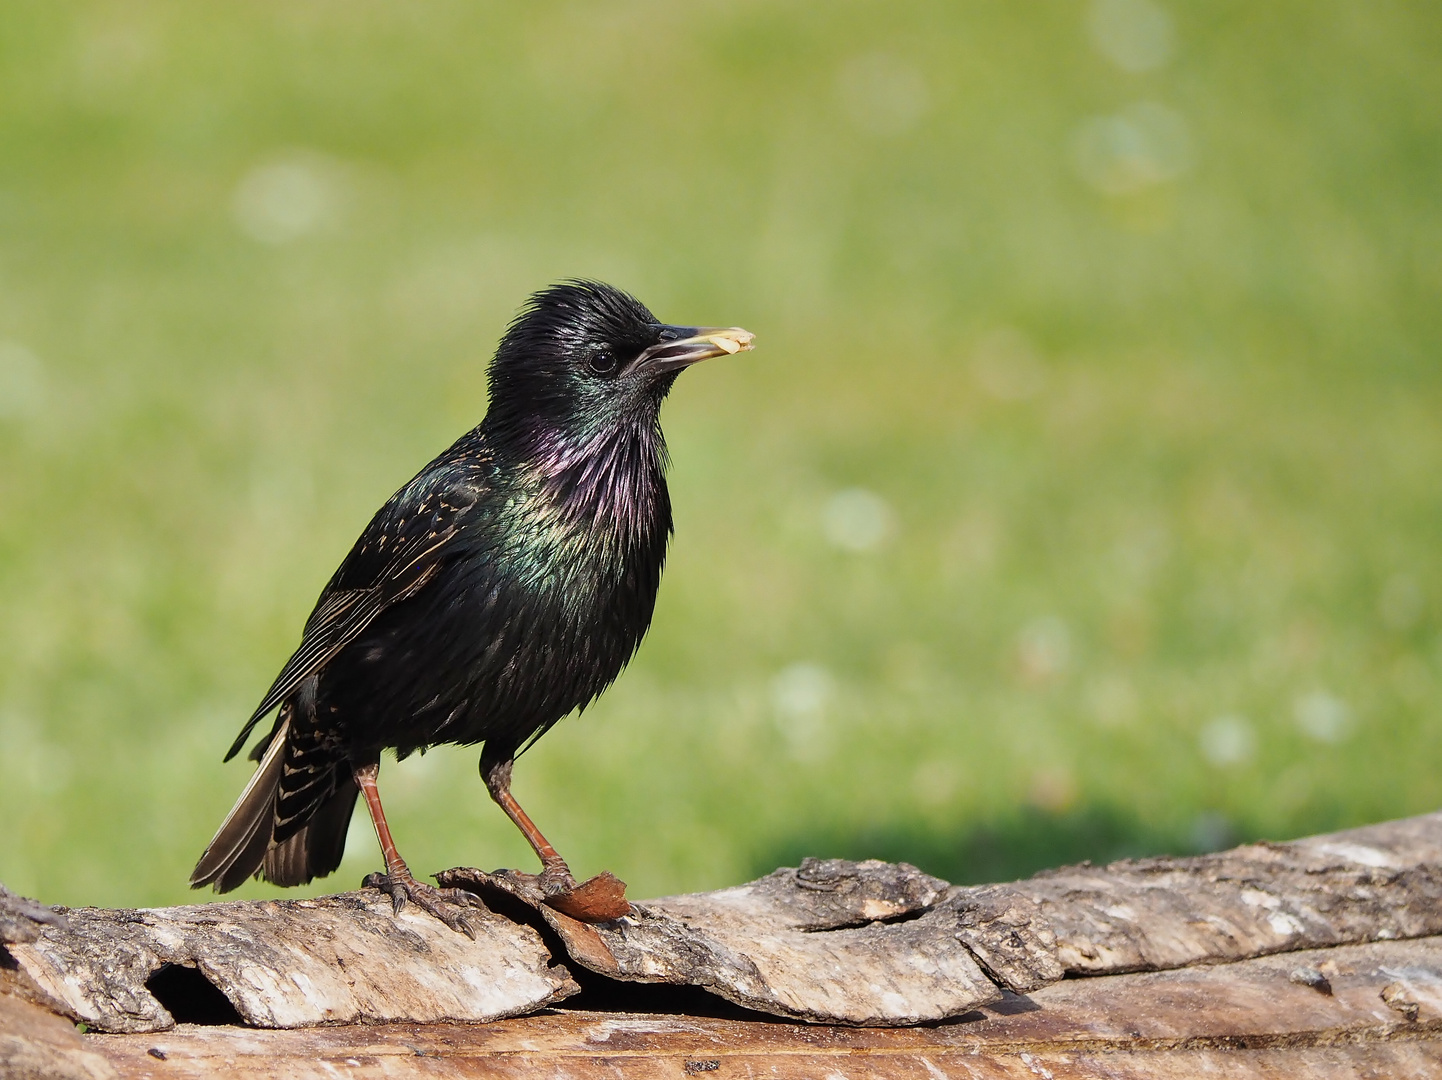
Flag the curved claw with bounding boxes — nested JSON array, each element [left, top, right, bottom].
[[537, 860, 579, 898], [362, 871, 486, 939]]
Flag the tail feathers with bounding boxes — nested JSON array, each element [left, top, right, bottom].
[[215, 802, 275, 893], [192, 717, 363, 893], [191, 717, 291, 892], [262, 775, 359, 887]]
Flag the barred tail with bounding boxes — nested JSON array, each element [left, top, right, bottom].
[[191, 714, 359, 892]]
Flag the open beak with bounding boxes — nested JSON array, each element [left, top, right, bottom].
[[635, 325, 755, 375]]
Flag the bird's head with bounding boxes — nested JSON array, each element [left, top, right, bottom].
[[482, 280, 753, 456]]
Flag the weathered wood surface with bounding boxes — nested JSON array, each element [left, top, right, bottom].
[[988, 810, 1442, 980], [435, 812, 1442, 1016], [0, 883, 66, 945], [84, 937, 1442, 1079], [441, 858, 1012, 1024], [5, 809, 1442, 1048], [0, 993, 116, 1080], [0, 882, 76, 1021], [6, 891, 576, 1034]]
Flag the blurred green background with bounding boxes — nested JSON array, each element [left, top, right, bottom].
[[1, 1, 1440, 910]]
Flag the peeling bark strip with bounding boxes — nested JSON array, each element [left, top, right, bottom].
[[445, 858, 1009, 1025], [988, 810, 1442, 978], [0, 883, 66, 945], [6, 891, 576, 1033]]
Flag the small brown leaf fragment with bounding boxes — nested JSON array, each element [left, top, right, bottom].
[[545, 872, 633, 923]]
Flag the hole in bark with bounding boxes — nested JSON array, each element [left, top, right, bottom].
[[0, 944, 17, 971], [145, 964, 244, 1026]]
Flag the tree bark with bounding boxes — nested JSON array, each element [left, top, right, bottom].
[[5, 891, 575, 1034], [83, 937, 1442, 1080], [5, 811, 1442, 1035]]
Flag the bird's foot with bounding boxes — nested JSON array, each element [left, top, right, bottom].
[[362, 870, 487, 939], [537, 858, 579, 898], [432, 864, 632, 923]]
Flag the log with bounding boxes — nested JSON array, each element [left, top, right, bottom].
[[82, 937, 1442, 1079], [5, 809, 1442, 1048], [992, 810, 1442, 978], [433, 811, 1442, 1014], [5, 891, 576, 1033]]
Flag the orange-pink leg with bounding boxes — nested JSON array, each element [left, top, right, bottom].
[[481, 756, 576, 891], [354, 761, 481, 936]]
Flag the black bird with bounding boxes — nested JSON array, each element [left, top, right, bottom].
[[191, 281, 753, 929]]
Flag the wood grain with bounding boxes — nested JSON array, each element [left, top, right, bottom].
[[85, 937, 1442, 1079], [1000, 810, 1442, 977], [7, 809, 1442, 1057], [7, 891, 576, 1033]]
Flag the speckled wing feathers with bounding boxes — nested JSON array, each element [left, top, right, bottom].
[[223, 472, 483, 762]]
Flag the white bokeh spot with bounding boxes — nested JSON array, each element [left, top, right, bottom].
[[1294, 691, 1352, 744], [836, 53, 929, 137], [1072, 101, 1193, 195], [823, 488, 895, 552], [233, 155, 346, 244], [1018, 616, 1072, 682], [1088, 0, 1175, 73], [1199, 714, 1255, 767], [771, 662, 835, 761], [0, 341, 46, 419]]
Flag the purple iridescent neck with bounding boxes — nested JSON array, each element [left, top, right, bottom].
[[508, 415, 671, 542]]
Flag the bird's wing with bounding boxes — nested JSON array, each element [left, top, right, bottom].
[[224, 476, 483, 761]]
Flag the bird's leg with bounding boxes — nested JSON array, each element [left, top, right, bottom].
[[480, 755, 577, 897], [356, 762, 411, 880], [355, 761, 484, 937], [479, 753, 632, 922]]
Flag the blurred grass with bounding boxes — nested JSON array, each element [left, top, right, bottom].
[[1, 1, 1440, 908]]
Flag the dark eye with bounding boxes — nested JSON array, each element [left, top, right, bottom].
[[587, 348, 617, 375]]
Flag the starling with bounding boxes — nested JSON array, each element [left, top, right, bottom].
[[191, 281, 754, 930]]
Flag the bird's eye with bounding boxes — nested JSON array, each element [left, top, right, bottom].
[[587, 349, 618, 375]]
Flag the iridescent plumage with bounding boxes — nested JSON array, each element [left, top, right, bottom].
[[191, 282, 752, 926]]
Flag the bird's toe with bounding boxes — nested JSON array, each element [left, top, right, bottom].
[[362, 871, 411, 914], [537, 861, 579, 898], [362, 872, 485, 937]]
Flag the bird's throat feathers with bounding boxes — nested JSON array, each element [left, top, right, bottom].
[[514, 415, 672, 545]]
